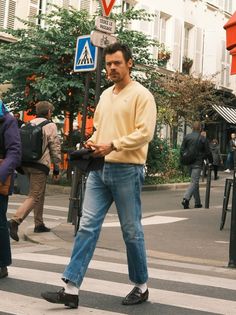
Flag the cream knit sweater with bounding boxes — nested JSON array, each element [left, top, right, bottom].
[[89, 81, 157, 165]]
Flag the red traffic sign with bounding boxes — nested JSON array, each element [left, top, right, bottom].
[[99, 0, 116, 17]]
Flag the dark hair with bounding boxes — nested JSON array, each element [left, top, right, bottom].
[[103, 42, 133, 63]]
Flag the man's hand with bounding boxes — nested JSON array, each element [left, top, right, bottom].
[[89, 143, 114, 157]]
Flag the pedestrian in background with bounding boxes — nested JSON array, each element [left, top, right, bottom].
[[0, 100, 21, 278], [8, 101, 61, 241], [224, 132, 236, 173], [181, 122, 212, 209], [41, 42, 157, 309], [210, 138, 222, 180], [13, 112, 24, 128]]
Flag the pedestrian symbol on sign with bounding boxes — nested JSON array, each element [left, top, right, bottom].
[[77, 42, 93, 65], [74, 35, 97, 72]]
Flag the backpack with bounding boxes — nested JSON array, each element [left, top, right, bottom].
[[20, 120, 50, 162], [180, 136, 200, 166]]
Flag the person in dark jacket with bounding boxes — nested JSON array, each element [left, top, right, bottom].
[[224, 133, 236, 173], [180, 121, 212, 209], [0, 100, 21, 278], [210, 139, 222, 180]]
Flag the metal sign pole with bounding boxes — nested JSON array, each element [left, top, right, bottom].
[[80, 72, 90, 146], [94, 47, 103, 106], [228, 151, 236, 268]]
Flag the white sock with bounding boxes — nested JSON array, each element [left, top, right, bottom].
[[64, 281, 79, 295], [135, 282, 148, 293]]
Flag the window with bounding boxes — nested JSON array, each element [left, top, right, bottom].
[[160, 16, 167, 43], [224, 0, 233, 13], [122, 1, 131, 12], [184, 26, 190, 57]]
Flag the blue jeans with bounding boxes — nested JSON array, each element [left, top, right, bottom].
[[63, 163, 148, 287], [0, 195, 11, 267], [226, 152, 234, 170], [184, 167, 201, 205]]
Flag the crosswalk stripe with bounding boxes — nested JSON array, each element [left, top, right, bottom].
[[8, 202, 68, 212], [6, 266, 236, 314], [0, 291, 125, 315], [8, 208, 66, 220], [13, 253, 236, 290]]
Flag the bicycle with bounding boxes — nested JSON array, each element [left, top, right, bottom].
[[67, 164, 87, 236]]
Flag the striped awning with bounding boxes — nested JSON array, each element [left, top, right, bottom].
[[212, 104, 236, 124]]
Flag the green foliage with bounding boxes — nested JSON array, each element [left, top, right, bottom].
[[145, 137, 190, 184]]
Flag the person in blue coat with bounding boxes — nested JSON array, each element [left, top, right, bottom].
[[0, 100, 21, 278]]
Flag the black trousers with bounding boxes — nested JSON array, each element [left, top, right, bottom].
[[213, 165, 218, 179], [0, 195, 11, 267]]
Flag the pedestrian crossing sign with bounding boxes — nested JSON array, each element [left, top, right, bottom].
[[74, 35, 97, 72]]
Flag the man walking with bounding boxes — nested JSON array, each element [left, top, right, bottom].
[[41, 42, 157, 308], [224, 132, 236, 173], [8, 101, 61, 241], [0, 100, 21, 278], [181, 121, 212, 209]]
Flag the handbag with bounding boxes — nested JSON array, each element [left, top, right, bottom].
[[69, 148, 104, 172], [0, 159, 11, 196]]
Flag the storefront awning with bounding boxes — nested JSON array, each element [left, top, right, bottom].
[[212, 104, 236, 124]]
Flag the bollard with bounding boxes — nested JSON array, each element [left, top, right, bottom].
[[204, 164, 212, 208], [228, 152, 236, 268]]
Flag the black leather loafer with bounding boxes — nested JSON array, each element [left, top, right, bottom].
[[122, 287, 149, 305], [41, 288, 79, 309], [181, 198, 189, 209], [0, 267, 8, 279], [195, 204, 202, 208], [34, 224, 51, 233], [8, 219, 19, 241]]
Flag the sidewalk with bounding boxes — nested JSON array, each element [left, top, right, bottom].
[[24, 170, 234, 266]]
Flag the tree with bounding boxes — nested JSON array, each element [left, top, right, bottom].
[[156, 71, 221, 146], [0, 4, 166, 147]]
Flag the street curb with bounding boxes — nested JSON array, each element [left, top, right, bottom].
[[46, 182, 207, 195]]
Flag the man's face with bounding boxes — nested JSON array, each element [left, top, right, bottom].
[[232, 133, 236, 139], [105, 51, 132, 83]]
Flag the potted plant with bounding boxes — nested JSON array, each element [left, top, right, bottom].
[[157, 43, 171, 67], [182, 56, 193, 74]]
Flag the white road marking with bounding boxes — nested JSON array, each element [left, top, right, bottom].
[[12, 253, 236, 290], [5, 266, 236, 315]]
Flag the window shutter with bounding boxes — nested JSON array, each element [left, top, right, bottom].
[[80, 0, 91, 12], [7, 0, 16, 29], [153, 10, 160, 40], [172, 18, 182, 70], [63, 0, 70, 8], [28, 0, 38, 23], [0, 0, 6, 28], [193, 27, 203, 75], [140, 5, 149, 34]]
